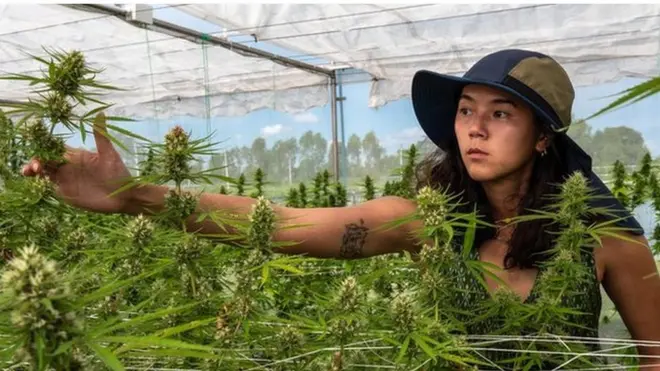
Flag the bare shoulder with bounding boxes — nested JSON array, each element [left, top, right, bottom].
[[598, 232, 660, 355], [598, 232, 657, 276]]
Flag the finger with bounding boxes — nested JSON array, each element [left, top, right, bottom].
[[21, 163, 34, 176], [92, 112, 116, 156], [32, 159, 42, 174], [21, 159, 42, 176], [63, 145, 81, 162]]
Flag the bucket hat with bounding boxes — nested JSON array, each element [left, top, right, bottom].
[[411, 48, 643, 235]]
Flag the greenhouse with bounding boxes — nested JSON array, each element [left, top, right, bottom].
[[0, 3, 659, 370]]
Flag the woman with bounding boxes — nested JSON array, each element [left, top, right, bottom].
[[22, 49, 660, 368]]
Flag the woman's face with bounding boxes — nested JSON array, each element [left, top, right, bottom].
[[454, 84, 548, 183]]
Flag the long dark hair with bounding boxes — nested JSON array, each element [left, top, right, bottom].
[[414, 119, 568, 269]]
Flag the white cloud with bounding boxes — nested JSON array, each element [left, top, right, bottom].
[[381, 127, 427, 153], [261, 124, 291, 137], [293, 112, 319, 124]]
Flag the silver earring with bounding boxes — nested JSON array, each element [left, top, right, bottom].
[[540, 149, 547, 157]]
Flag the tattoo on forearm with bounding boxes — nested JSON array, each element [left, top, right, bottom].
[[340, 218, 369, 258]]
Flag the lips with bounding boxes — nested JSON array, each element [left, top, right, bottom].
[[467, 148, 488, 156]]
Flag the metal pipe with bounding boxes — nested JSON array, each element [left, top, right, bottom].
[[0, 99, 24, 106], [337, 70, 347, 185], [330, 73, 339, 183], [70, 4, 333, 78]]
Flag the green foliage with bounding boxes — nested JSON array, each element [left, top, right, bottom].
[[139, 147, 158, 176], [587, 75, 660, 120], [610, 160, 629, 208], [285, 187, 300, 207], [235, 173, 246, 196], [382, 144, 418, 199], [298, 182, 308, 207], [0, 48, 222, 371], [305, 170, 347, 208], [334, 182, 347, 207], [250, 168, 266, 198], [1, 47, 657, 371], [362, 175, 376, 201], [567, 119, 649, 168]]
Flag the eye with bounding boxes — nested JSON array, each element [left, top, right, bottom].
[[493, 110, 510, 119], [458, 107, 472, 116]]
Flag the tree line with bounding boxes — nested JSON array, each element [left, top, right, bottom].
[[109, 120, 652, 186]]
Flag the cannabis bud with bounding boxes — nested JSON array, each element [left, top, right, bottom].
[[235, 250, 264, 293], [247, 196, 276, 251], [66, 227, 87, 251], [126, 214, 154, 248], [418, 243, 453, 267], [335, 276, 361, 313], [164, 125, 192, 184], [556, 171, 591, 226], [416, 186, 449, 227], [53, 50, 86, 96], [215, 303, 233, 342], [25, 175, 56, 202], [22, 119, 66, 163], [1, 244, 81, 362], [33, 214, 61, 244], [164, 189, 198, 222], [62, 227, 88, 263], [175, 235, 206, 266], [390, 294, 416, 335], [275, 325, 305, 357], [45, 92, 73, 125], [419, 269, 448, 302], [328, 317, 360, 344]]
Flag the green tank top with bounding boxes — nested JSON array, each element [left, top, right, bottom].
[[444, 243, 603, 370]]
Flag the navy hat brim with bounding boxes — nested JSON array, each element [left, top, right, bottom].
[[411, 69, 644, 236]]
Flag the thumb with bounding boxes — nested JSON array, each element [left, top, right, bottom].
[[92, 112, 116, 156]]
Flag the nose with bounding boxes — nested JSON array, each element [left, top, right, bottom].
[[467, 115, 487, 139]]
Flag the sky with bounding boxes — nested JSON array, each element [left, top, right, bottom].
[[65, 5, 660, 160]]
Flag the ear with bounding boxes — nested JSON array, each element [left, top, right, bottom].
[[535, 132, 551, 153]]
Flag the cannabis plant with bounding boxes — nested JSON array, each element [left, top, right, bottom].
[[0, 48, 227, 371], [383, 144, 418, 198], [610, 159, 630, 208], [249, 167, 266, 198], [362, 175, 376, 201], [285, 187, 300, 207], [298, 182, 308, 207], [235, 173, 246, 196]]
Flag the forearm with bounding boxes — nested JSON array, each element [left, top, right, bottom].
[[121, 184, 417, 259], [123, 184, 261, 235]]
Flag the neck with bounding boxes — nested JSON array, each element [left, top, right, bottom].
[[481, 165, 533, 222]]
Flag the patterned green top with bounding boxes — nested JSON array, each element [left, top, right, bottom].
[[445, 242, 604, 370]]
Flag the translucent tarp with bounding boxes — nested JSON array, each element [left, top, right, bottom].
[[0, 4, 330, 120], [180, 4, 660, 108]]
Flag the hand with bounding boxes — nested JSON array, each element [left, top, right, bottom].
[[21, 112, 133, 214]]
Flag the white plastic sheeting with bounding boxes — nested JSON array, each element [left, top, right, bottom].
[[0, 4, 330, 119], [180, 3, 660, 108]]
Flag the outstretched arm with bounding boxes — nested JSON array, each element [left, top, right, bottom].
[[21, 114, 422, 260], [126, 185, 421, 259], [601, 233, 660, 369]]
